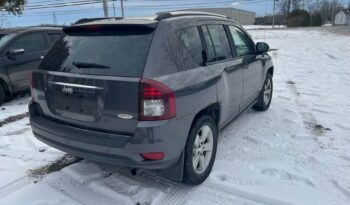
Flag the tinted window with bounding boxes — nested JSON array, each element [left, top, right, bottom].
[[48, 33, 61, 45], [9, 32, 46, 52], [201, 26, 216, 63], [207, 25, 232, 61], [229, 26, 255, 56], [38, 27, 155, 77], [177, 27, 203, 66]]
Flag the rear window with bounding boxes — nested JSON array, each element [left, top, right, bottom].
[[38, 25, 155, 77]]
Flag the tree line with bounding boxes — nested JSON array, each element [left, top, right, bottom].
[[257, 0, 350, 27]]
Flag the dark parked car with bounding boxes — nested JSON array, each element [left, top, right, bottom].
[[0, 26, 62, 104], [29, 11, 273, 184]]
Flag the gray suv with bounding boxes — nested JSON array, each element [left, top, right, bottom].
[[29, 11, 273, 184]]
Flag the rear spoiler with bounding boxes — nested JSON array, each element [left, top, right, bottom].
[[63, 23, 158, 35]]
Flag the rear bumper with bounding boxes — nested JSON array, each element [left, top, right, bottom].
[[29, 101, 192, 169]]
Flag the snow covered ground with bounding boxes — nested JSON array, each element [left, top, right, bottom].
[[0, 27, 350, 205]]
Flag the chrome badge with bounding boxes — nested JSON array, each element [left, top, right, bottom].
[[117, 114, 133, 120], [62, 86, 73, 94]]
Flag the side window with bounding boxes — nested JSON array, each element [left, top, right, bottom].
[[9, 32, 46, 52], [200, 26, 216, 63], [206, 25, 232, 61], [228, 26, 255, 57], [177, 27, 203, 66], [48, 33, 61, 45]]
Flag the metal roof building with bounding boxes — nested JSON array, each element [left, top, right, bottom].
[[178, 7, 256, 25]]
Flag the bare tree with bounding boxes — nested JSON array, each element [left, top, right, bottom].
[[0, 0, 26, 29], [0, 0, 26, 15]]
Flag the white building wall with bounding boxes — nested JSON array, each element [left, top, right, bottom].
[[178, 8, 256, 25], [335, 11, 346, 25]]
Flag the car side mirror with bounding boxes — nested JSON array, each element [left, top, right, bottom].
[[256, 42, 269, 55], [6, 48, 25, 60], [202, 50, 208, 66]]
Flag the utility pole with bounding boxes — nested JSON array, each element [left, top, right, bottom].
[[102, 0, 108, 17], [120, 0, 125, 19], [52, 11, 57, 25], [272, 0, 276, 28], [112, 2, 116, 17]]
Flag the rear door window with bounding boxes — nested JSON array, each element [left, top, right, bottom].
[[228, 26, 255, 56], [177, 27, 203, 66], [9, 32, 46, 52], [38, 26, 155, 77], [206, 25, 232, 61], [200, 26, 216, 63]]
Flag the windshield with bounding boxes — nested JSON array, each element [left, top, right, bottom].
[[38, 26, 155, 77]]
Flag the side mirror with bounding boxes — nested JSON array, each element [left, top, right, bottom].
[[6, 48, 25, 60], [256, 42, 269, 54], [201, 50, 208, 66]]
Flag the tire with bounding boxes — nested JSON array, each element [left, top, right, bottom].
[[253, 73, 273, 111], [184, 115, 218, 185], [0, 84, 5, 105]]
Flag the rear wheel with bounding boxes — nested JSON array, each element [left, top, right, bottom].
[[0, 84, 6, 105], [253, 73, 273, 111], [184, 115, 218, 185]]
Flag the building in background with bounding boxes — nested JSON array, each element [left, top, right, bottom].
[[178, 7, 256, 25], [334, 9, 350, 26]]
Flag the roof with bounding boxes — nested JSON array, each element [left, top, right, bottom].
[[72, 11, 232, 27]]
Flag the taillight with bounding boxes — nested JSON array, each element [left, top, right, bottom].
[[139, 78, 176, 121]]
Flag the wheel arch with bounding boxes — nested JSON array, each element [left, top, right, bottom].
[[267, 66, 274, 76], [190, 103, 221, 131], [0, 76, 11, 97]]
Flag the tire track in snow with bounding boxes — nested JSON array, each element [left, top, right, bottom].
[[0, 176, 34, 199]]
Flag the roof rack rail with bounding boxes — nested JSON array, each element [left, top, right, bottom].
[[73, 17, 123, 25], [155, 11, 229, 21]]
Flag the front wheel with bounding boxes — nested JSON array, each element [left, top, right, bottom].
[[184, 115, 218, 185], [253, 73, 273, 111]]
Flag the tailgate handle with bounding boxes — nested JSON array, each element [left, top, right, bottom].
[[47, 81, 103, 90]]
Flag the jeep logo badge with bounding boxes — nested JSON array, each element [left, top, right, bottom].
[[62, 86, 73, 94]]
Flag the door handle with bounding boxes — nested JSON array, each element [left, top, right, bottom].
[[40, 56, 44, 59]]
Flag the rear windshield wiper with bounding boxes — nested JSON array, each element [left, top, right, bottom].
[[72, 61, 111, 69]]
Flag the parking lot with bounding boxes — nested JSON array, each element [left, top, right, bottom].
[[0, 27, 350, 205]]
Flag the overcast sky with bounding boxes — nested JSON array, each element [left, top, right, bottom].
[[3, 0, 349, 27]]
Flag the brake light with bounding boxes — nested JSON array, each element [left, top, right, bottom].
[[140, 152, 164, 161], [139, 78, 176, 121]]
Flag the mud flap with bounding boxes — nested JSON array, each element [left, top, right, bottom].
[[157, 150, 184, 182]]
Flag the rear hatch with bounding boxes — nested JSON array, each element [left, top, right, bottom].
[[32, 22, 156, 134]]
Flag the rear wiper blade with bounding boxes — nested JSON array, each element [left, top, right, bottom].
[[72, 61, 111, 69]]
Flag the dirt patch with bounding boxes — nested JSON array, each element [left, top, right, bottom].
[[286, 80, 296, 85], [305, 122, 331, 136], [30, 154, 82, 177], [0, 112, 29, 127]]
